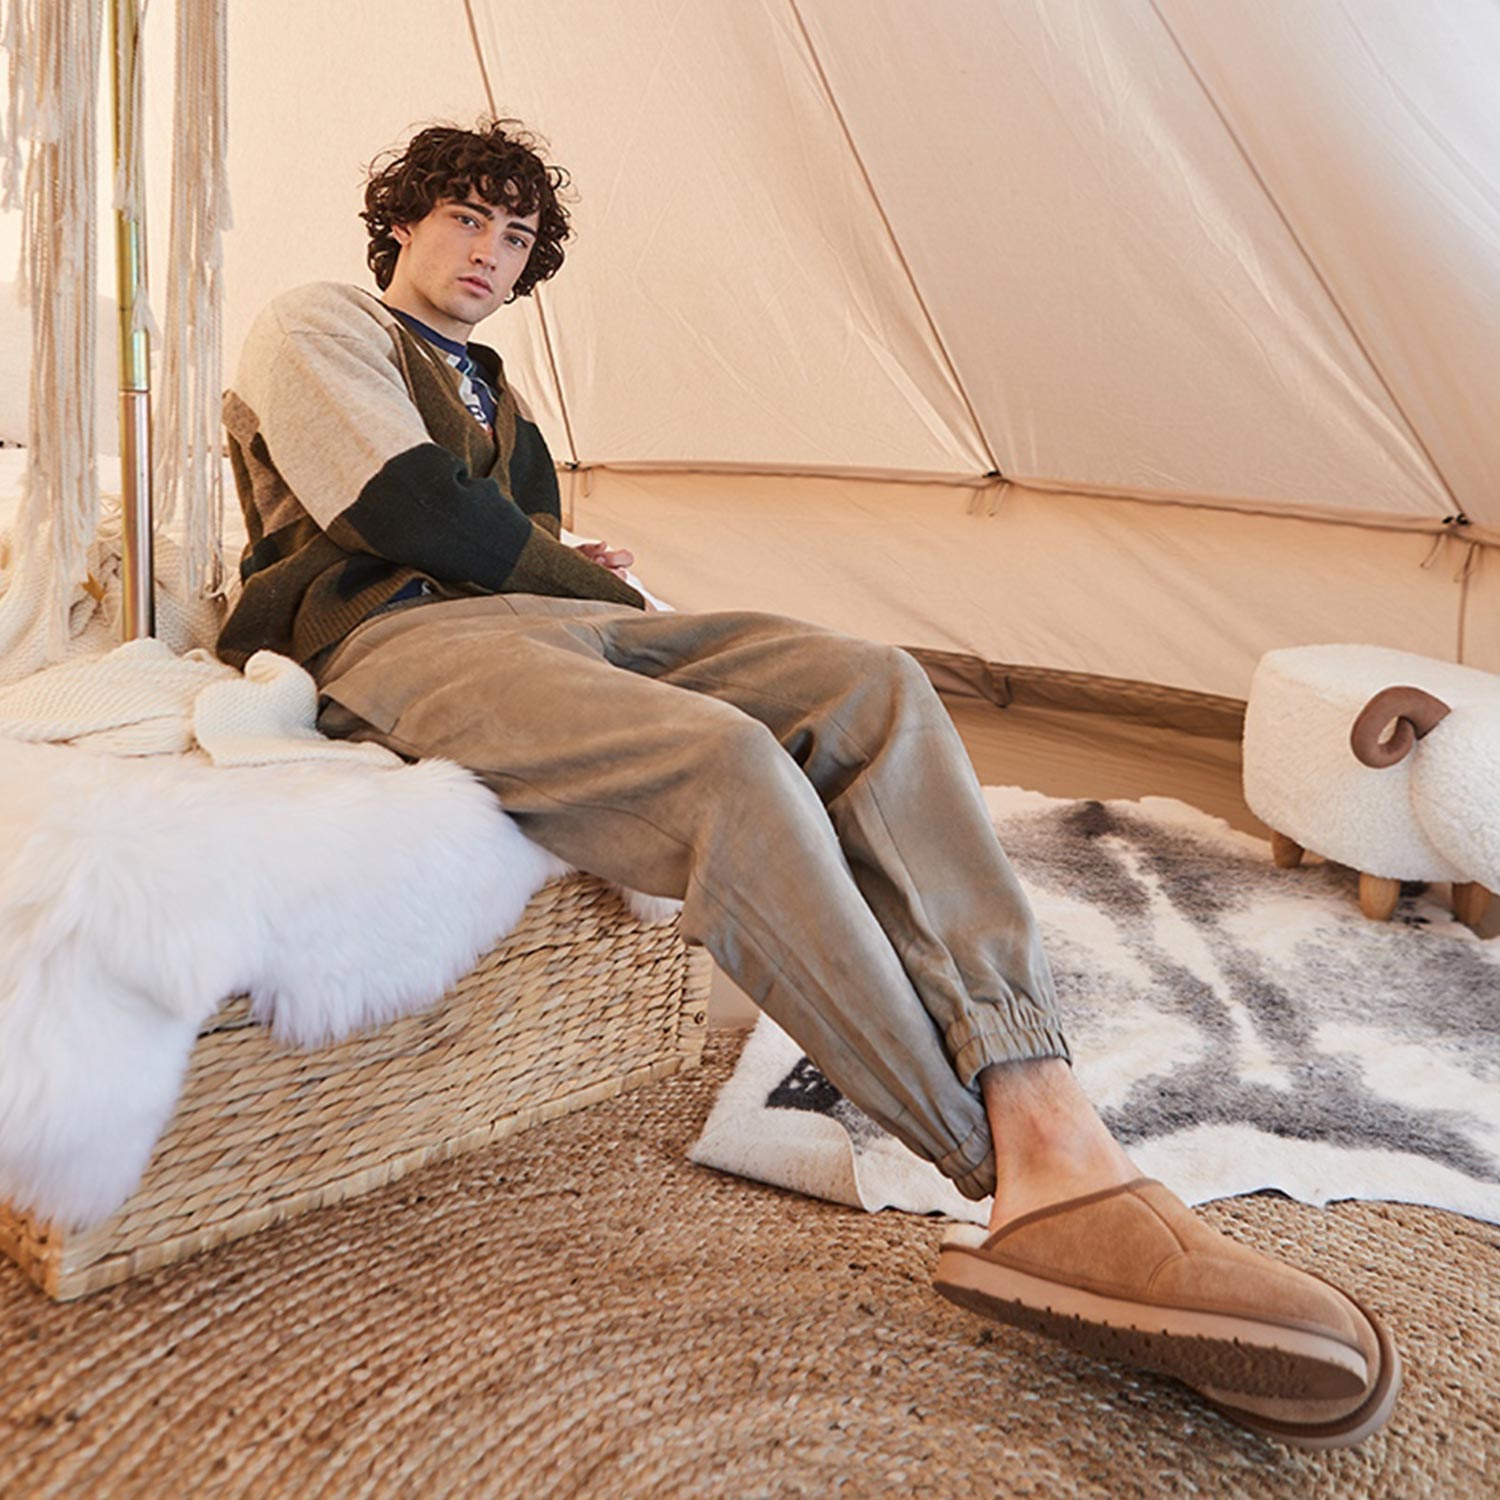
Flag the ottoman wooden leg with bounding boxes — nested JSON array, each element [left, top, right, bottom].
[[1358, 873, 1401, 921], [1270, 831, 1305, 869], [1451, 881, 1493, 929]]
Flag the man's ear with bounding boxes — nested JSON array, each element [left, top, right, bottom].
[[392, 222, 412, 246]]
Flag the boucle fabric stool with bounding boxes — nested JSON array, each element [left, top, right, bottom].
[[0, 874, 711, 1301], [1243, 644, 1500, 926]]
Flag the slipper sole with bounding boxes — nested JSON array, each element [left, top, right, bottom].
[[1196, 1287, 1401, 1450], [934, 1244, 1369, 1399]]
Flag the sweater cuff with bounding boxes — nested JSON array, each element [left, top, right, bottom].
[[508, 520, 646, 609]]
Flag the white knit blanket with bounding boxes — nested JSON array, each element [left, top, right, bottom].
[[0, 452, 228, 687], [0, 636, 400, 764], [0, 643, 678, 1229]]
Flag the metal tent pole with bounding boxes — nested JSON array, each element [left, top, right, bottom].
[[109, 0, 154, 640]]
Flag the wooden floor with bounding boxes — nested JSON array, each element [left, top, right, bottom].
[[945, 695, 1261, 835], [706, 696, 1259, 1028]]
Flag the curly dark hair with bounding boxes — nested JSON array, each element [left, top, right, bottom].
[[361, 119, 572, 299]]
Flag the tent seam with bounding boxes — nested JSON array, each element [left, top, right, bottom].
[[460, 0, 497, 121], [783, 0, 1003, 481], [1456, 543, 1479, 664], [460, 0, 581, 470], [559, 459, 1493, 546]]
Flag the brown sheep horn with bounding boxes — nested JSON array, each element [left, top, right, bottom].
[[1350, 685, 1452, 768]]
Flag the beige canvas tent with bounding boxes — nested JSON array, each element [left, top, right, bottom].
[[8, 0, 1498, 701], [236, 0, 1500, 700]]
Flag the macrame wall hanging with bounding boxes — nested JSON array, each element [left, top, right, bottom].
[[155, 0, 230, 600], [0, 0, 229, 679], [0, 0, 103, 671]]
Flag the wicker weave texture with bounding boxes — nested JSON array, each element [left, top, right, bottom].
[[0, 875, 710, 1300]]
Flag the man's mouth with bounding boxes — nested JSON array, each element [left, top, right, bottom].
[[459, 276, 493, 295]]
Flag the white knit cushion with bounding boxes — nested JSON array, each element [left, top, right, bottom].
[[1242, 644, 1500, 881]]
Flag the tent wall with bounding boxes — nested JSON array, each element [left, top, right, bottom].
[[1157, 0, 1500, 531], [219, 1, 487, 369], [1461, 560, 1500, 677], [6, 1, 1495, 698], [571, 470, 1470, 700], [786, 0, 1453, 524]]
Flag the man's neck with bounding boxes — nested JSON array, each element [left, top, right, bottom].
[[380, 286, 474, 345], [384, 303, 471, 357]]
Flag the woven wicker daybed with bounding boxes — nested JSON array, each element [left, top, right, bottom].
[[0, 873, 711, 1301], [0, 5, 706, 1306]]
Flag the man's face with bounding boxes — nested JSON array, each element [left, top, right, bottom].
[[384, 196, 541, 341]]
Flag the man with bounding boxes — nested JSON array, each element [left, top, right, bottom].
[[218, 119, 1397, 1448]]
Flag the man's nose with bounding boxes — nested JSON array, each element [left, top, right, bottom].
[[471, 232, 501, 268]]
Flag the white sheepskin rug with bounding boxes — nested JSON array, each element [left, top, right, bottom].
[[0, 738, 574, 1228], [693, 786, 1500, 1227]]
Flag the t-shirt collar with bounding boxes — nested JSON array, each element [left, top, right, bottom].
[[384, 304, 470, 358]]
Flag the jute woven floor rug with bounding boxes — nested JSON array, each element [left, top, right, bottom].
[[1, 1035, 1494, 1499]]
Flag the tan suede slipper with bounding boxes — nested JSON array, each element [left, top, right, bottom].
[[934, 1177, 1373, 1401], [1194, 1279, 1401, 1449]]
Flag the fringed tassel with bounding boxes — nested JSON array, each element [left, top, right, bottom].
[[0, 0, 103, 672], [155, 0, 230, 600], [0, 0, 35, 215]]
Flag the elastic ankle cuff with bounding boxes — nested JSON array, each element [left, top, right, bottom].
[[937, 1120, 997, 1202], [949, 1017, 1072, 1092]]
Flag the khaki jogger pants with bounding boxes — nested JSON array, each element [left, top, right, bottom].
[[313, 595, 1070, 1201]]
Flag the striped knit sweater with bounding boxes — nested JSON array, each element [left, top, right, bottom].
[[217, 282, 643, 670]]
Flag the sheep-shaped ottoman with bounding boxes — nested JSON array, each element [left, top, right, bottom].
[[1243, 645, 1500, 928]]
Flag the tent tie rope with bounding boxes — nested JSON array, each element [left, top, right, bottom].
[[1418, 516, 1478, 581], [966, 471, 1008, 518]]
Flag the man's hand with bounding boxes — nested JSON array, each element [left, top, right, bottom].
[[575, 539, 635, 581]]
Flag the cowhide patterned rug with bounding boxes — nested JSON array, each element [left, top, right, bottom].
[[691, 786, 1500, 1226]]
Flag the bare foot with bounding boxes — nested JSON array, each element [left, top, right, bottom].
[[978, 1057, 1139, 1234]]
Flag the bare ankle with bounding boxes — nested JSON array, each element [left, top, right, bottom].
[[978, 1058, 1138, 1232]]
